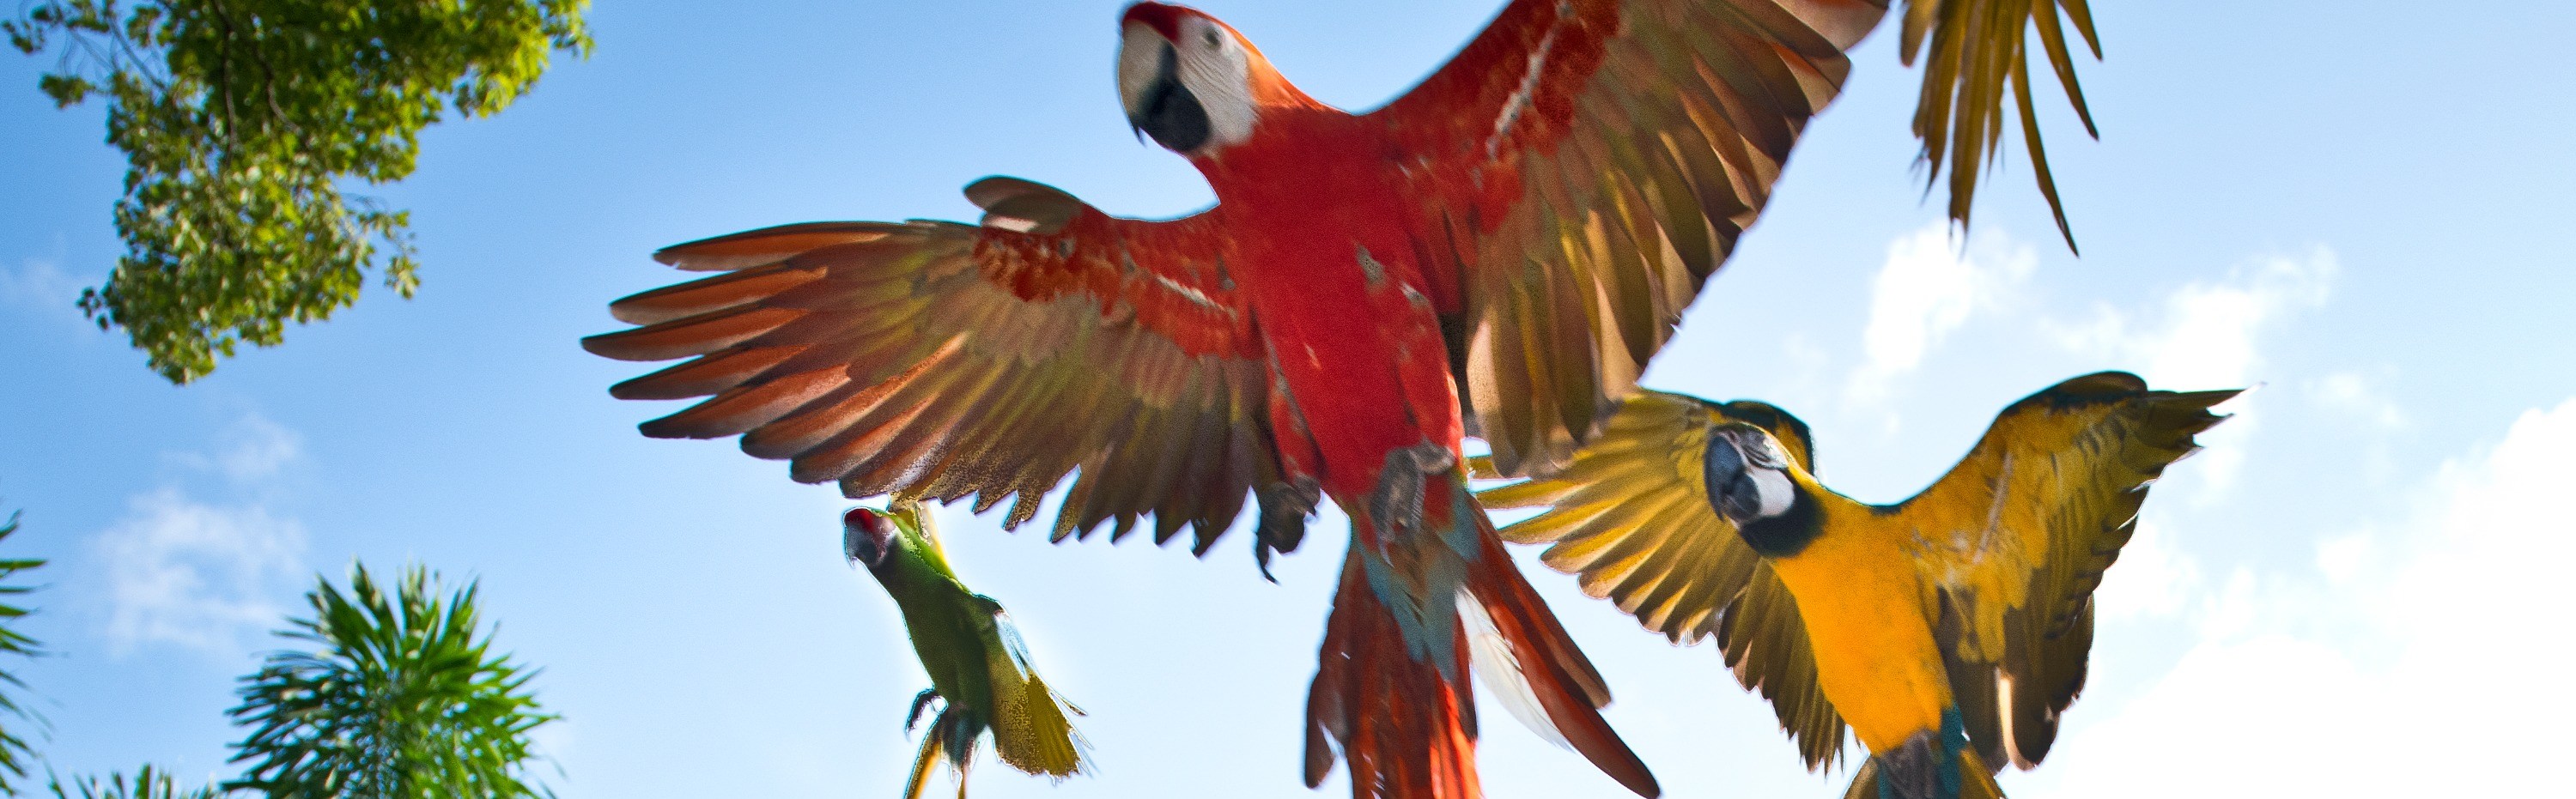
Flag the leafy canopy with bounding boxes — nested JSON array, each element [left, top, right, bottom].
[[226, 563, 554, 799], [5, 0, 590, 383]]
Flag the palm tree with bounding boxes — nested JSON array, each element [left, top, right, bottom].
[[223, 564, 555, 799], [47, 766, 220, 799], [0, 511, 46, 796]]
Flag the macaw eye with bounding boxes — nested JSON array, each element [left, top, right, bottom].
[[1745, 437, 1788, 470], [1202, 27, 1223, 48]]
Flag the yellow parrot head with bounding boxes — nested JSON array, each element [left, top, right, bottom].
[[1704, 423, 1799, 522]]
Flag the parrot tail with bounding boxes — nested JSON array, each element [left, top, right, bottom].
[[1303, 465, 1657, 798], [1303, 548, 1482, 799], [1840, 710, 2004, 799], [1455, 487, 1659, 799]]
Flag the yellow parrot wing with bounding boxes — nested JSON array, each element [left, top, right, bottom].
[[978, 603, 1087, 778], [1475, 390, 1849, 772], [1895, 372, 2235, 771]]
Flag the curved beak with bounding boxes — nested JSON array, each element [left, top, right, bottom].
[[842, 507, 896, 570], [1117, 21, 1211, 153], [1700, 430, 1760, 526]]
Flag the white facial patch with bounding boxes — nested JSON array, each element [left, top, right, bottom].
[[1117, 16, 1255, 153], [1747, 464, 1795, 520], [1170, 17, 1255, 149]]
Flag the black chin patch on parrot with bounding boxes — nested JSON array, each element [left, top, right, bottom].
[[1133, 45, 1211, 153], [1702, 435, 1820, 557]]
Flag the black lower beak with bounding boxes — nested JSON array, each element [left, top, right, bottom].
[[1700, 435, 1759, 526], [1129, 44, 1211, 153]]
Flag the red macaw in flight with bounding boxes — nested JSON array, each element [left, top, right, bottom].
[[586, 2, 1892, 796]]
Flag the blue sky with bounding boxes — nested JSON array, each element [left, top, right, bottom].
[[4, 1, 2573, 796]]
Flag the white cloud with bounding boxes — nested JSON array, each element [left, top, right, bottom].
[[169, 414, 304, 483], [94, 415, 309, 655], [2307, 371, 2405, 430], [97, 489, 306, 655], [2049, 247, 2335, 391], [2090, 520, 2198, 622], [0, 257, 86, 316], [1848, 222, 2036, 403], [2026, 396, 2576, 797], [2043, 249, 2336, 498]]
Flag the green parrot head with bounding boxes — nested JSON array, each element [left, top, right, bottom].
[[842, 505, 900, 571]]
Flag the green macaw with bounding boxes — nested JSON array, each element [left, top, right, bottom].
[[842, 502, 1085, 799]]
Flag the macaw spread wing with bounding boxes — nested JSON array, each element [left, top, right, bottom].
[[585, 179, 1303, 556], [1475, 390, 1850, 772], [1899, 372, 2234, 770], [1374, 0, 1891, 476]]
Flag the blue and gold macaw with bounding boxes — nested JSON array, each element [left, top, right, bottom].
[[1475, 372, 2234, 799]]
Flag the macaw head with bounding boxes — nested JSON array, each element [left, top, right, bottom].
[[1117, 3, 1266, 155], [842, 506, 901, 570], [1702, 422, 1824, 557]]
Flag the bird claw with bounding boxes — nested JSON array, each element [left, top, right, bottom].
[[905, 687, 943, 733]]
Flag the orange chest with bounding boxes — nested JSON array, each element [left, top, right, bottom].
[[1765, 530, 1956, 753]]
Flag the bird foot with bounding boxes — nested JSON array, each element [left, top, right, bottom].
[[1366, 443, 1455, 537]]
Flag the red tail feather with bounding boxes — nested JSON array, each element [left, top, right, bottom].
[[1303, 477, 1658, 799], [1306, 553, 1482, 799], [1462, 526, 1658, 796]]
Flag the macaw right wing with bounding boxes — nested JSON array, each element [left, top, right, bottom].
[[1473, 390, 1850, 772], [1370, 0, 1891, 477], [1898, 372, 2235, 772], [585, 178, 1308, 559]]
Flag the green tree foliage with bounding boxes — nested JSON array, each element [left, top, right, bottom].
[[225, 564, 554, 799], [4, 0, 591, 383], [0, 511, 47, 796], [48, 766, 222, 799]]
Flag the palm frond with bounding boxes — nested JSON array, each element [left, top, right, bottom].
[[0, 511, 49, 795], [1900, 0, 2102, 251], [47, 765, 222, 799], [224, 563, 554, 799]]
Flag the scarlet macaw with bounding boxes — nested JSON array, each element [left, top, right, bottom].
[[1473, 373, 2236, 799], [842, 503, 1084, 799], [586, 3, 1899, 796]]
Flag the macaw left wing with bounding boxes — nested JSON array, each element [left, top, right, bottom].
[[586, 178, 1306, 558], [1899, 372, 2234, 772], [1370, 0, 1890, 477], [1474, 390, 1850, 772]]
